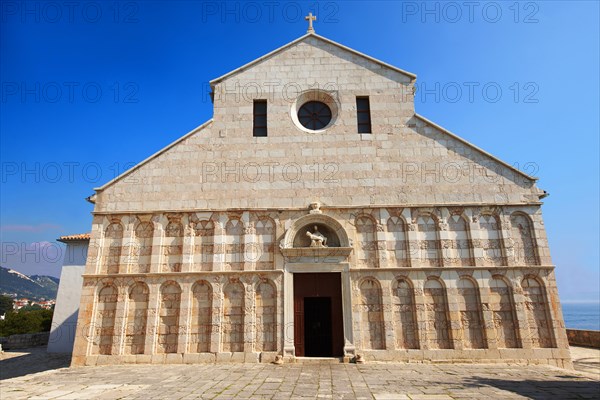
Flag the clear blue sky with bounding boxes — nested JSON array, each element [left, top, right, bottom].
[[1, 1, 598, 302]]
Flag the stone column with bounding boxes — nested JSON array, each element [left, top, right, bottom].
[[243, 277, 256, 353], [341, 266, 356, 357], [437, 218, 449, 268], [144, 281, 161, 356], [511, 275, 532, 349], [402, 208, 417, 267], [478, 270, 498, 350], [150, 215, 166, 274], [412, 277, 429, 350], [244, 220, 257, 271], [177, 281, 192, 354], [210, 279, 223, 354], [499, 212, 513, 267], [380, 275, 396, 350], [468, 210, 485, 267], [444, 275, 463, 351], [282, 269, 295, 358], [121, 216, 136, 274], [375, 209, 389, 268], [112, 283, 129, 356], [213, 214, 226, 272], [182, 215, 194, 273]]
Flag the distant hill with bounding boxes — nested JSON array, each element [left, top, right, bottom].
[[0, 267, 59, 300]]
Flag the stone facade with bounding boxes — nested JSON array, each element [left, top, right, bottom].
[[71, 32, 570, 368]]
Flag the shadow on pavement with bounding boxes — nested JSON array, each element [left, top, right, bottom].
[[463, 376, 600, 400], [0, 347, 71, 380]]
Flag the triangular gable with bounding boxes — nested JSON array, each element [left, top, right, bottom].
[[209, 32, 416, 88]]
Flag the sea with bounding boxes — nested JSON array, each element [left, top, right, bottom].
[[561, 302, 600, 331]]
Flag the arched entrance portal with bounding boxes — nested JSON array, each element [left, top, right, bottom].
[[281, 211, 354, 358]]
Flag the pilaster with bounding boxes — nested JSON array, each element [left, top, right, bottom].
[[144, 281, 160, 355], [178, 281, 192, 353], [182, 215, 194, 273], [243, 277, 256, 352], [112, 283, 128, 355]]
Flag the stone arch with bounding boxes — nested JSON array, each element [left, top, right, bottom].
[[124, 281, 149, 355], [222, 281, 245, 352], [157, 281, 181, 354], [521, 276, 554, 348], [130, 220, 153, 274], [479, 213, 505, 266], [191, 280, 212, 353], [104, 221, 123, 274], [357, 277, 385, 350], [446, 214, 473, 266], [416, 213, 441, 267], [457, 277, 485, 349], [511, 212, 539, 265], [391, 277, 419, 349], [355, 215, 378, 268], [386, 216, 409, 267], [255, 279, 277, 352], [255, 217, 275, 270], [93, 283, 118, 355], [423, 278, 452, 349], [489, 276, 519, 348], [194, 219, 214, 271], [162, 216, 183, 273], [225, 218, 244, 271], [283, 213, 350, 248]]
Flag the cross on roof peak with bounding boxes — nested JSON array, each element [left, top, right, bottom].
[[305, 12, 316, 34]]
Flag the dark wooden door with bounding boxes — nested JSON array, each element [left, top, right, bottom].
[[293, 273, 344, 357]]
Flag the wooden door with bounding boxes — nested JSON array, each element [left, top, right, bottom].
[[293, 273, 343, 357]]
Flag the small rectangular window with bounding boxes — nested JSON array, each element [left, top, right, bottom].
[[356, 96, 372, 134], [253, 100, 267, 137]]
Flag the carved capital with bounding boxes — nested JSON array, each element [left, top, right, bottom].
[[244, 222, 256, 235]]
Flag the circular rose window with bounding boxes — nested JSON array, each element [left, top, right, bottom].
[[297, 101, 332, 131], [290, 90, 339, 133]]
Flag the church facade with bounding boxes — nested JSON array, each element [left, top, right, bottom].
[[71, 29, 571, 368]]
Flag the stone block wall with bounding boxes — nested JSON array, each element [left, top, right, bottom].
[[567, 329, 600, 348], [71, 205, 569, 367], [1, 332, 50, 350]]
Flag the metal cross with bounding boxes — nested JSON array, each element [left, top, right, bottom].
[[305, 12, 316, 33]]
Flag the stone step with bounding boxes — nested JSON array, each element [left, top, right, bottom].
[[294, 357, 344, 364]]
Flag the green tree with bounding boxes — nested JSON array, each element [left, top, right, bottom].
[[0, 295, 13, 315], [0, 308, 53, 337]]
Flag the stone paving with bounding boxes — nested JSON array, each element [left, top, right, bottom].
[[0, 347, 598, 399]]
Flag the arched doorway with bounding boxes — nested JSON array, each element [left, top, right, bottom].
[[283, 213, 350, 358]]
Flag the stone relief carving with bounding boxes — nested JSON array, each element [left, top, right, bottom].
[[306, 225, 328, 247]]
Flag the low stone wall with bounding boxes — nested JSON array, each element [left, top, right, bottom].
[[0, 332, 50, 350], [567, 329, 600, 348]]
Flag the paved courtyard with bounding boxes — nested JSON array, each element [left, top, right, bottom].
[[0, 347, 598, 399]]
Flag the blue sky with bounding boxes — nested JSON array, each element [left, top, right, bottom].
[[1, 1, 598, 302]]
